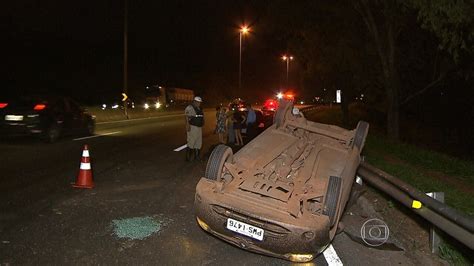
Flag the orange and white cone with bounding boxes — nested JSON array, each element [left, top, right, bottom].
[[73, 144, 94, 189]]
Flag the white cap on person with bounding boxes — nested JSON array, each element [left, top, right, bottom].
[[194, 96, 203, 102]]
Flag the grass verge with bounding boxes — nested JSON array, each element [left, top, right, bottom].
[[304, 104, 474, 265]]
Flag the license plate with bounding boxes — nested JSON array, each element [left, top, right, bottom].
[[5, 115, 24, 121], [226, 218, 264, 241]]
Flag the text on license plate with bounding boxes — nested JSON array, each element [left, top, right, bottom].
[[5, 115, 24, 121], [226, 218, 264, 241]]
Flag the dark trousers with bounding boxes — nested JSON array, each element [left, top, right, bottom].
[[246, 122, 256, 140]]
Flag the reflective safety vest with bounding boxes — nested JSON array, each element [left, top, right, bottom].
[[189, 105, 204, 127]]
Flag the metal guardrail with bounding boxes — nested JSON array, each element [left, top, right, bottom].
[[357, 162, 474, 250], [298, 105, 474, 249], [299, 105, 319, 113]]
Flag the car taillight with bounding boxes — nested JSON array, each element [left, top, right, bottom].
[[0, 103, 8, 108], [34, 104, 46, 110]]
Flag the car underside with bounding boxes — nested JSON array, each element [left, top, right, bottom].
[[194, 101, 369, 262]]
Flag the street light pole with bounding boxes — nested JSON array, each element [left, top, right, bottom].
[[239, 31, 242, 91], [239, 26, 249, 90]]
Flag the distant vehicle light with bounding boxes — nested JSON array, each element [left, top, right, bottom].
[[276, 92, 283, 99], [264, 99, 279, 111], [300, 101, 304, 104], [112, 104, 119, 109], [238, 107, 246, 112], [5, 115, 24, 121], [144, 103, 150, 109], [101, 104, 107, 110], [33, 104, 46, 111], [155, 102, 161, 109], [0, 103, 8, 108]]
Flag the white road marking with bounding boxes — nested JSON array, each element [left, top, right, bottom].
[[323, 244, 343, 266], [73, 131, 121, 141], [174, 144, 187, 151], [96, 114, 183, 125]]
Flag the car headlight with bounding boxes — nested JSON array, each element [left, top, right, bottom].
[[144, 103, 150, 109], [286, 253, 314, 262], [196, 217, 210, 231]]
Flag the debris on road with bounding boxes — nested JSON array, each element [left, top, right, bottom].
[[112, 216, 165, 240]]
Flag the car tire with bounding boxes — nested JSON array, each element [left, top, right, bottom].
[[323, 176, 342, 227], [274, 107, 285, 129], [43, 124, 61, 143], [87, 119, 96, 135], [274, 100, 293, 129], [352, 121, 369, 151], [205, 144, 233, 181]]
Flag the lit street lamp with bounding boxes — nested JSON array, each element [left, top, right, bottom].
[[239, 25, 250, 90], [281, 55, 294, 88]]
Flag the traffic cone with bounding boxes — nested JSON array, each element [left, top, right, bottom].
[[73, 144, 94, 189]]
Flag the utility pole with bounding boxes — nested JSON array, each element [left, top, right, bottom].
[[123, 0, 129, 118], [281, 55, 294, 88]]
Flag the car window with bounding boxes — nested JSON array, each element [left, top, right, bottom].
[[68, 99, 82, 113], [53, 99, 66, 113]]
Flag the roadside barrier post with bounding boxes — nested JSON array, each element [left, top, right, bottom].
[[426, 192, 445, 254]]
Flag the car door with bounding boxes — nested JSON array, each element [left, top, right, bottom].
[[59, 98, 75, 134], [65, 98, 85, 133]]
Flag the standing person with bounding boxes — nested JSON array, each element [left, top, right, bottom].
[[185, 96, 204, 161], [215, 106, 227, 144], [233, 110, 246, 146], [226, 107, 235, 144], [246, 103, 257, 141]]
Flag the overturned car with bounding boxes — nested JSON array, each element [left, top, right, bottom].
[[194, 101, 369, 262]]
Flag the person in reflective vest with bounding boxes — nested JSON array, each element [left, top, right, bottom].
[[185, 96, 204, 161]]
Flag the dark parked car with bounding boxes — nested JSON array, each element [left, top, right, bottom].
[[228, 98, 247, 112], [0, 95, 95, 142], [228, 99, 270, 136], [195, 100, 369, 262]]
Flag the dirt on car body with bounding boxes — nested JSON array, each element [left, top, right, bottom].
[[194, 100, 369, 262]]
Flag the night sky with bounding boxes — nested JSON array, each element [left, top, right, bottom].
[[3, 0, 290, 103]]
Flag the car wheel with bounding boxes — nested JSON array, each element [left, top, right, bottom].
[[274, 107, 285, 129], [44, 124, 61, 143], [205, 144, 233, 181], [352, 121, 369, 151], [323, 175, 342, 227], [87, 120, 96, 135]]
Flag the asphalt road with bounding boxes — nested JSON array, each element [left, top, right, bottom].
[[0, 110, 444, 265]]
